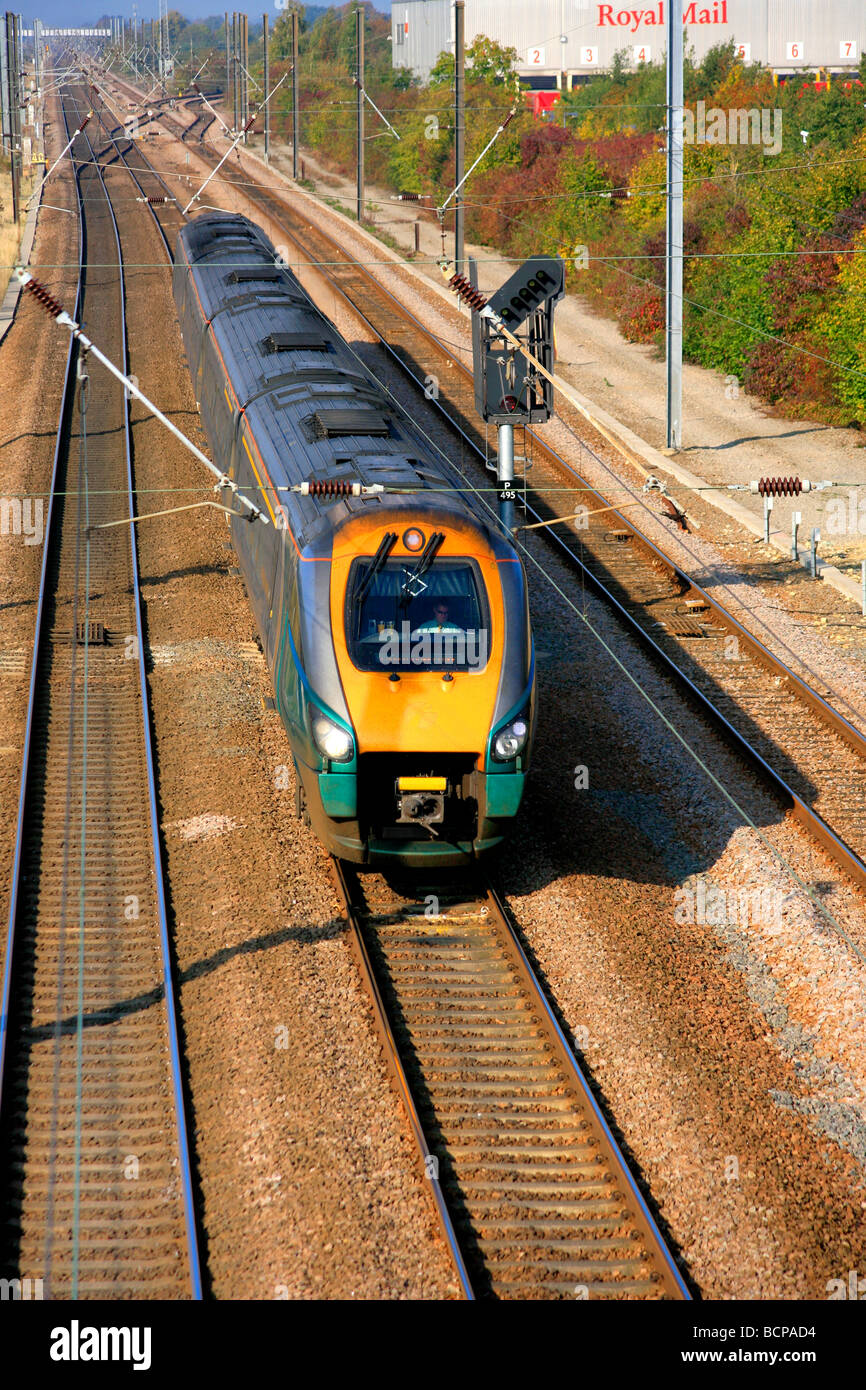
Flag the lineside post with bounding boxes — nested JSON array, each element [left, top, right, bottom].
[[262, 11, 269, 163], [224, 11, 230, 107], [291, 6, 298, 179], [498, 424, 515, 532], [355, 4, 364, 222], [241, 12, 249, 140], [1, 15, 10, 160], [665, 0, 683, 450], [231, 10, 238, 132], [454, 0, 465, 273], [6, 13, 21, 224]]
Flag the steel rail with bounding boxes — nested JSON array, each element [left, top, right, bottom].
[[334, 861, 690, 1300], [87, 97, 692, 1296], [0, 79, 202, 1299], [330, 860, 476, 1299], [76, 88, 203, 1300], [0, 120, 82, 1112]]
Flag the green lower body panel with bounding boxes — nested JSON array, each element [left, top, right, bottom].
[[484, 772, 526, 818], [301, 764, 524, 867], [364, 836, 505, 867], [318, 771, 357, 819]]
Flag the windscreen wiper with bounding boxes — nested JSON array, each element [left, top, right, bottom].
[[398, 531, 445, 609], [354, 531, 397, 607]]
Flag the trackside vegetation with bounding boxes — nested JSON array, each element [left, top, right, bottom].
[[139, 10, 866, 425]]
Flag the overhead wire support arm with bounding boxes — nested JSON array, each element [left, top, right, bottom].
[[356, 84, 400, 140], [14, 268, 268, 526], [237, 59, 262, 95], [25, 110, 92, 210], [193, 82, 232, 137], [89, 500, 241, 532], [183, 71, 287, 212], [182, 113, 255, 211], [89, 80, 127, 132], [437, 107, 517, 219], [187, 57, 209, 89]]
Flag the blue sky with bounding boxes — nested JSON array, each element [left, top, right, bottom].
[[28, 3, 389, 24]]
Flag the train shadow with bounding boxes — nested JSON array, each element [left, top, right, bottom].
[[340, 334, 831, 895]]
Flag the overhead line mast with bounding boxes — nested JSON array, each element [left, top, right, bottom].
[[454, 0, 465, 272], [262, 10, 269, 163], [291, 6, 299, 179], [355, 3, 364, 222], [666, 0, 684, 450]]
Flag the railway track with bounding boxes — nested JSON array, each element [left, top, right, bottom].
[[334, 864, 690, 1299], [99, 76, 866, 900], [0, 85, 201, 1298], [179, 100, 216, 145], [72, 78, 866, 1297], [85, 93, 693, 1300]]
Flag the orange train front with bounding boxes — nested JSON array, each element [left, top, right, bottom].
[[173, 213, 535, 866]]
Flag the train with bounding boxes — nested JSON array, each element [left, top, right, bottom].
[[172, 212, 536, 867]]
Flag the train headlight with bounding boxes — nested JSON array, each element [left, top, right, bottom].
[[310, 708, 354, 763], [492, 712, 529, 762]]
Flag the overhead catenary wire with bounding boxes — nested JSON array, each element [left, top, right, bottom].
[[62, 61, 866, 945], [50, 124, 866, 424], [14, 267, 268, 525]]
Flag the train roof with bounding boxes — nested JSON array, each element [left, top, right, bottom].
[[175, 213, 505, 552]]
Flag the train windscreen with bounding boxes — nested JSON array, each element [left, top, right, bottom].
[[346, 557, 490, 673]]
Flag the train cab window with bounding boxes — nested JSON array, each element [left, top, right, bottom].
[[346, 557, 490, 672]]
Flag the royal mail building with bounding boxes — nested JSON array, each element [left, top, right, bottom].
[[392, 1, 866, 87]]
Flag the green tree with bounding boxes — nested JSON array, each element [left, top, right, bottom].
[[465, 36, 519, 84], [429, 35, 518, 88], [271, 8, 305, 62]]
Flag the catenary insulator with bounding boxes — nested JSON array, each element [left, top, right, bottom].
[[448, 272, 488, 312], [752, 477, 806, 497], [22, 276, 65, 319]]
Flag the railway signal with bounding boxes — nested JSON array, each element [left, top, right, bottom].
[[471, 255, 565, 425], [440, 254, 705, 533], [459, 255, 565, 530]]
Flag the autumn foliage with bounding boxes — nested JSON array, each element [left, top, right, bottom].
[[258, 20, 866, 425]]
